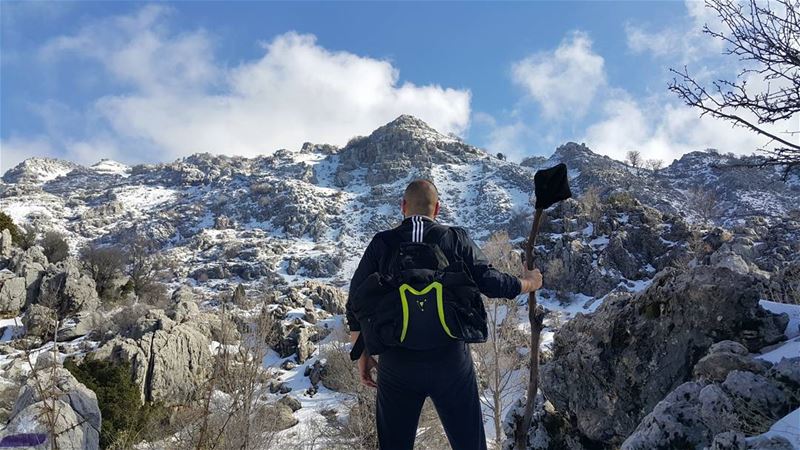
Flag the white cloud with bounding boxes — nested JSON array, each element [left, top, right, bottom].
[[474, 113, 530, 160], [624, 0, 725, 63], [24, 7, 471, 166], [511, 31, 606, 119], [583, 92, 790, 164], [0, 136, 56, 171]]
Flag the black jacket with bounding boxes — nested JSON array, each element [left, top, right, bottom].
[[346, 215, 522, 332]]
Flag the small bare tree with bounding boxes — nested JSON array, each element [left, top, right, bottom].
[[124, 235, 167, 305], [669, 0, 800, 179], [626, 150, 643, 175], [79, 243, 127, 301], [687, 186, 721, 225], [645, 159, 664, 173], [474, 232, 528, 448]]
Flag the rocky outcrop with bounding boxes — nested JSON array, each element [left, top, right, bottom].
[[92, 309, 212, 405], [541, 266, 789, 445], [2, 364, 101, 450], [37, 259, 100, 317], [0, 270, 26, 316], [622, 347, 800, 450], [0, 228, 12, 259], [9, 246, 48, 305], [334, 115, 483, 187], [302, 281, 346, 315], [274, 318, 316, 363], [23, 304, 57, 339]]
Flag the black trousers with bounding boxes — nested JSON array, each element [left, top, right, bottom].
[[376, 342, 487, 450]]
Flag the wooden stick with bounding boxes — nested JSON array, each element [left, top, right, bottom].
[[515, 208, 546, 450]]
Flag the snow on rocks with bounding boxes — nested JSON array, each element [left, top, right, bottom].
[[540, 266, 790, 445]]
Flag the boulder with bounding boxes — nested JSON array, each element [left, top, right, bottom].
[[278, 394, 302, 412], [231, 283, 247, 307], [169, 299, 199, 324], [304, 281, 346, 315], [37, 259, 100, 316], [261, 403, 298, 431], [10, 246, 47, 305], [0, 270, 26, 315], [275, 319, 316, 363], [693, 351, 769, 382], [623, 353, 800, 450], [23, 304, 57, 338], [541, 266, 790, 444], [57, 311, 104, 341], [0, 228, 11, 259], [2, 366, 100, 450], [92, 319, 212, 405]]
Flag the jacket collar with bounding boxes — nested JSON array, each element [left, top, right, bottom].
[[402, 214, 435, 223]]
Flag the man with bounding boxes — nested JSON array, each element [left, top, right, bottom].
[[346, 179, 543, 450]]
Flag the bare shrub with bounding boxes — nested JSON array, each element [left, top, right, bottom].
[[110, 303, 152, 339], [80, 243, 128, 301], [687, 186, 721, 225], [137, 281, 170, 309], [40, 231, 69, 263], [580, 186, 603, 227], [125, 235, 166, 301], [645, 159, 664, 173]]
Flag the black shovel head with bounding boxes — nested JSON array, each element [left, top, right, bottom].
[[534, 163, 572, 209]]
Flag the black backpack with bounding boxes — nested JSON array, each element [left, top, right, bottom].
[[349, 226, 488, 360]]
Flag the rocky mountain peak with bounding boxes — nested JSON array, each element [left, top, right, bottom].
[[2, 157, 82, 184], [333, 115, 484, 186], [551, 142, 602, 163], [380, 114, 438, 133], [89, 159, 130, 177]]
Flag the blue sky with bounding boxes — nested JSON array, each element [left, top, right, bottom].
[[0, 1, 779, 171]]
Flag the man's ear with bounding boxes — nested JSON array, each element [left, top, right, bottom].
[[433, 201, 440, 218], [401, 198, 407, 215]]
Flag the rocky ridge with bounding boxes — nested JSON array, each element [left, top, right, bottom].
[[0, 116, 799, 447]]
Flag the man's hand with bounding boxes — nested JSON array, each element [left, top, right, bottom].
[[519, 266, 543, 293], [358, 353, 378, 388]]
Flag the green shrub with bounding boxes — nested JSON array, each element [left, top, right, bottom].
[[64, 358, 168, 448], [0, 211, 21, 245]]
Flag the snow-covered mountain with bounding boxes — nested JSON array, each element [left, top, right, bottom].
[[2, 115, 797, 288], [1, 115, 798, 448]]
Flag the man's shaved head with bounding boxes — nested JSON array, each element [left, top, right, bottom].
[[403, 179, 439, 217]]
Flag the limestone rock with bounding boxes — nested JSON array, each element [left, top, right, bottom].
[[23, 304, 57, 338], [0, 228, 12, 259], [10, 246, 47, 305], [623, 352, 800, 450], [275, 319, 316, 363], [303, 281, 346, 315], [0, 270, 26, 315], [4, 366, 100, 450], [92, 319, 212, 405], [278, 395, 302, 412], [694, 351, 769, 382], [37, 259, 100, 316], [541, 266, 790, 444], [261, 403, 298, 431]]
